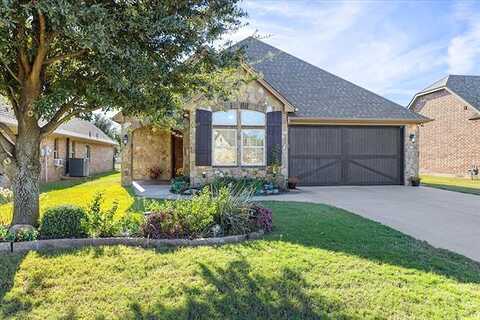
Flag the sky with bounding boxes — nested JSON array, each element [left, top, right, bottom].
[[223, 0, 480, 106]]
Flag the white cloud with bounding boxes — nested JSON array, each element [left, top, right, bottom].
[[447, 4, 480, 74]]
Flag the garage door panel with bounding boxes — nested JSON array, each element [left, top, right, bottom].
[[346, 158, 401, 185], [289, 126, 404, 186], [289, 126, 342, 155], [347, 127, 400, 155], [294, 159, 342, 186]]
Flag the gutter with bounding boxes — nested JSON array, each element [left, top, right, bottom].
[[288, 116, 432, 126]]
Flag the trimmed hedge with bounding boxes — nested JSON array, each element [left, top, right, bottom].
[[39, 205, 89, 239]]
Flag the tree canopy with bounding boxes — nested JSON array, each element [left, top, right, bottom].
[[0, 0, 246, 226]]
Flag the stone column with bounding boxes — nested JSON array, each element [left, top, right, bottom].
[[404, 124, 420, 185]]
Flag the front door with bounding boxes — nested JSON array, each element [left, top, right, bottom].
[[172, 135, 183, 177]]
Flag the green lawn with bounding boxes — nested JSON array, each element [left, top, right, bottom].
[[1, 201, 480, 319], [0, 172, 142, 224], [421, 174, 480, 195]]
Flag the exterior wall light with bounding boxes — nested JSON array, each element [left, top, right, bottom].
[[409, 133, 416, 143], [123, 134, 129, 146]]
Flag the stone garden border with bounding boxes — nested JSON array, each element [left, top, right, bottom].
[[0, 230, 264, 253]]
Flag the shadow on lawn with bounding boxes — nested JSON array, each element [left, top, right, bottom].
[[125, 259, 360, 320], [422, 183, 480, 196], [0, 253, 31, 318], [261, 201, 480, 284]]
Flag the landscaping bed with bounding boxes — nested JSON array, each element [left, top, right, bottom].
[[1, 184, 273, 248]]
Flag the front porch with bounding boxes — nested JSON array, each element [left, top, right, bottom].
[[121, 124, 186, 186]]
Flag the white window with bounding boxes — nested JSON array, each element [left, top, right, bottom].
[[241, 129, 265, 166], [213, 129, 237, 166], [53, 138, 59, 159], [212, 110, 237, 125], [211, 109, 267, 166], [241, 110, 265, 126]]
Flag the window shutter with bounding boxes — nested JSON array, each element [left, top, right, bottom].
[[266, 111, 282, 165], [195, 109, 212, 166]]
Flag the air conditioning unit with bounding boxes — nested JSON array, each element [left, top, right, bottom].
[[69, 158, 89, 177], [53, 158, 64, 167]]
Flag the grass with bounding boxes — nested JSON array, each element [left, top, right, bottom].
[[421, 174, 480, 195], [1, 201, 480, 319], [0, 172, 144, 224]]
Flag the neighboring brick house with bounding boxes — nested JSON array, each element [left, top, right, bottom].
[[115, 37, 428, 187], [409, 75, 480, 177], [0, 105, 116, 184]]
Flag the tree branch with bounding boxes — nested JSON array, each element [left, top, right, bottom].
[[30, 9, 48, 81], [0, 59, 21, 84], [0, 131, 15, 157], [41, 104, 101, 138], [0, 123, 16, 144], [6, 85, 20, 116], [44, 49, 89, 65], [40, 97, 80, 135]]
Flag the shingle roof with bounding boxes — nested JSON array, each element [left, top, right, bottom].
[[0, 103, 116, 145], [415, 75, 480, 114], [233, 37, 426, 122]]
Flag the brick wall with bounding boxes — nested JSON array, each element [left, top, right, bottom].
[[411, 89, 480, 177], [40, 135, 114, 183]]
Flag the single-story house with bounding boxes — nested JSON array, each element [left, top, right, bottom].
[[408, 75, 480, 177], [115, 37, 428, 187], [0, 104, 116, 184]]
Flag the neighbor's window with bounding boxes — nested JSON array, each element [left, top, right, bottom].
[[53, 138, 59, 159], [86, 145, 91, 161], [211, 109, 266, 166], [71, 141, 76, 158]]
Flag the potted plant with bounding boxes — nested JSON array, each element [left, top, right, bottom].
[[409, 176, 421, 187], [288, 176, 300, 189], [149, 166, 163, 180]]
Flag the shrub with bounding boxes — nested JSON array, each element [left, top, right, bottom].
[[251, 205, 273, 233], [39, 206, 89, 239], [0, 187, 13, 205], [146, 188, 218, 238], [214, 186, 255, 236], [86, 192, 120, 238], [170, 176, 190, 194], [144, 186, 259, 239], [141, 212, 180, 239], [0, 224, 8, 241], [15, 228, 39, 242], [208, 176, 266, 195], [149, 166, 163, 180], [119, 212, 144, 237]]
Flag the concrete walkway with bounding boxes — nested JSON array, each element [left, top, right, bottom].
[[271, 186, 480, 262]]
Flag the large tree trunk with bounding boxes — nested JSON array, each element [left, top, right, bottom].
[[9, 97, 42, 227]]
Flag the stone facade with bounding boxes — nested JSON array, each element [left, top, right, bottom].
[[39, 135, 114, 183], [411, 89, 480, 177], [131, 126, 172, 181], [403, 124, 420, 185], [187, 79, 289, 186]]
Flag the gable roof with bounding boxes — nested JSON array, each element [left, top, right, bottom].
[[233, 37, 427, 123], [0, 103, 116, 145], [409, 75, 480, 117]]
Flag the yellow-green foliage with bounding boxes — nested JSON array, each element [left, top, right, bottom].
[[421, 175, 480, 195], [0, 172, 137, 224]]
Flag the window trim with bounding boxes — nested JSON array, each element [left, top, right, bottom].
[[211, 108, 267, 167], [212, 128, 238, 166], [53, 138, 59, 159], [240, 128, 266, 166]]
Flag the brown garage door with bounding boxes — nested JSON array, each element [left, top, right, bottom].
[[289, 126, 404, 186]]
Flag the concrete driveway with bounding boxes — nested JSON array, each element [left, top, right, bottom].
[[273, 186, 480, 262]]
